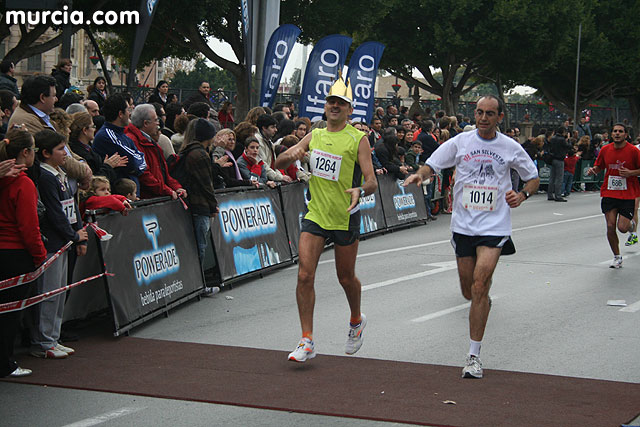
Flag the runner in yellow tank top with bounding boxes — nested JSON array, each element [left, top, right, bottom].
[[275, 76, 377, 362]]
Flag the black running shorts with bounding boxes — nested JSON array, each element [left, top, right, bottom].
[[451, 232, 516, 258], [601, 197, 635, 220], [301, 217, 360, 246]]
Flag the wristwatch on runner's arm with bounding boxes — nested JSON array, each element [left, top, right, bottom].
[[521, 190, 530, 200]]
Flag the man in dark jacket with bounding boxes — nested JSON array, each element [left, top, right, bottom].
[[547, 126, 571, 202], [51, 59, 72, 102], [183, 81, 213, 110], [0, 60, 19, 98], [93, 94, 147, 197]]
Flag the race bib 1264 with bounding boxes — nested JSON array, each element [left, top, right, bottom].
[[310, 149, 342, 181]]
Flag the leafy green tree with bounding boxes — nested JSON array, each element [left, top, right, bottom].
[[169, 59, 236, 92], [283, 0, 581, 115]]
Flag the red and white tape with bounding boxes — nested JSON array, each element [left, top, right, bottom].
[[0, 271, 113, 314], [0, 241, 73, 292]]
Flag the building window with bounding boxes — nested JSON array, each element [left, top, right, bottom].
[[27, 54, 42, 72], [0, 43, 5, 59]]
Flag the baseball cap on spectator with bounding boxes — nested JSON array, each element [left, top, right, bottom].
[[194, 118, 216, 142]]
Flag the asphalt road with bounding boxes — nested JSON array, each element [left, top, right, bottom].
[[2, 190, 639, 426]]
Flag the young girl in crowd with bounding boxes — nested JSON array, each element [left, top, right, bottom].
[[80, 176, 131, 219], [237, 136, 277, 188], [31, 129, 88, 360], [0, 126, 47, 377]]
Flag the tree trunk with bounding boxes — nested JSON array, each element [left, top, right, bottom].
[[234, 67, 250, 121]]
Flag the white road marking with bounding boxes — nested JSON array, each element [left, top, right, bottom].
[[598, 251, 640, 265], [61, 407, 145, 427], [411, 295, 503, 323], [619, 300, 640, 313], [362, 261, 457, 292]]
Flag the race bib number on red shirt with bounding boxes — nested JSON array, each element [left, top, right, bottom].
[[310, 149, 342, 181], [608, 175, 627, 191]]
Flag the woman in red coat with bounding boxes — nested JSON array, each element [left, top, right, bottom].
[[0, 126, 47, 378], [218, 101, 235, 129]]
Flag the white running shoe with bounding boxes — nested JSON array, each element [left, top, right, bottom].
[[462, 355, 483, 379], [288, 338, 316, 362], [345, 313, 367, 355], [610, 255, 623, 269]]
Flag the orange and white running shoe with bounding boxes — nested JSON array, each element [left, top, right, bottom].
[[345, 313, 367, 355], [288, 337, 316, 362]]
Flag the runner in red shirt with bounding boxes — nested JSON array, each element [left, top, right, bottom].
[[587, 123, 640, 268]]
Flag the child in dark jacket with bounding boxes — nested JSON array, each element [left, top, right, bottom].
[[32, 129, 88, 359]]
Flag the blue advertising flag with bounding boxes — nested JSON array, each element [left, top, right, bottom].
[[298, 34, 352, 121], [259, 24, 302, 108], [347, 42, 385, 123]]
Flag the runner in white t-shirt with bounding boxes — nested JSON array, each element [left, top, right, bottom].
[[404, 95, 540, 379]]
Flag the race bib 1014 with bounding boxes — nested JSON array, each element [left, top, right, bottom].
[[462, 184, 498, 211]]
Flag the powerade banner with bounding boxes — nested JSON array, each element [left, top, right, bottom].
[[298, 34, 352, 121], [259, 24, 301, 108], [98, 199, 204, 334], [210, 188, 292, 281], [128, 0, 160, 88], [360, 187, 386, 236], [280, 181, 308, 257], [377, 174, 428, 228], [347, 41, 385, 123]]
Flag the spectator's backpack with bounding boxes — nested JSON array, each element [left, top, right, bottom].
[[167, 144, 202, 188]]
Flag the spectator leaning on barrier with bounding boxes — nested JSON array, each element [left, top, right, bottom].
[[214, 128, 257, 188], [175, 119, 218, 262], [0, 60, 20, 99], [255, 114, 291, 183], [0, 127, 47, 378], [237, 135, 277, 188], [32, 129, 88, 360], [92, 94, 147, 198], [126, 104, 185, 200]]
